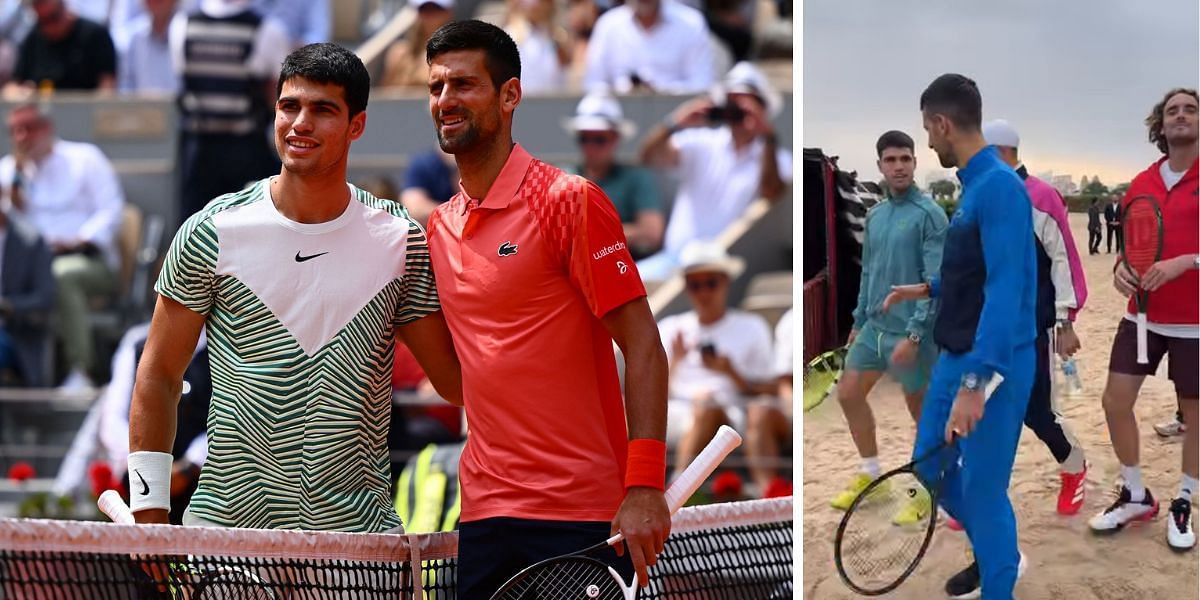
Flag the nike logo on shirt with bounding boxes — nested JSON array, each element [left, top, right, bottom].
[[295, 251, 329, 263]]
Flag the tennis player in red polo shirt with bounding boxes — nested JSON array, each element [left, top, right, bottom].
[[421, 21, 672, 597]]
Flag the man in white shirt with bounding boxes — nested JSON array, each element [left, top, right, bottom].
[[657, 242, 773, 479], [744, 307, 792, 497], [0, 103, 124, 390], [117, 0, 180, 94], [638, 61, 791, 280], [583, 0, 713, 94]]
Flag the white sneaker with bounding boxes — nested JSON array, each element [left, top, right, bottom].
[[1089, 486, 1159, 532], [1167, 497, 1196, 551], [1154, 418, 1186, 438], [58, 369, 95, 392]]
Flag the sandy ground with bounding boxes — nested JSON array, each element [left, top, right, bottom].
[[801, 213, 1200, 599]]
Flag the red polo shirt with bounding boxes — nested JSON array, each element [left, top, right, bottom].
[[427, 144, 646, 522]]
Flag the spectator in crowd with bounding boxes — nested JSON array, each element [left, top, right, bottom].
[[1087, 197, 1103, 255], [171, 0, 288, 221], [705, 0, 751, 65], [53, 322, 210, 523], [117, 0, 179, 94], [564, 0, 597, 84], [1104, 194, 1122, 253], [583, 0, 713, 94], [562, 91, 663, 259], [504, 0, 569, 95], [357, 175, 399, 202], [0, 1, 33, 86], [256, 0, 329, 49], [380, 0, 453, 89], [658, 242, 773, 479], [744, 306, 791, 497], [401, 146, 457, 226], [7, 0, 117, 93], [0, 205, 55, 386], [638, 61, 791, 280], [0, 103, 125, 390]]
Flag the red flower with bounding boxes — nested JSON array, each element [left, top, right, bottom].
[[88, 462, 114, 496], [7, 462, 35, 482], [711, 470, 743, 498]]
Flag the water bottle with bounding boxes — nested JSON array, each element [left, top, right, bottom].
[[1062, 357, 1083, 396]]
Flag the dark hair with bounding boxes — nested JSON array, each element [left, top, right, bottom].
[[1146, 87, 1198, 154], [919, 73, 982, 131], [426, 20, 521, 90], [277, 43, 371, 117], [875, 130, 914, 158]]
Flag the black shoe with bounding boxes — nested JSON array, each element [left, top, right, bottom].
[[945, 561, 980, 599]]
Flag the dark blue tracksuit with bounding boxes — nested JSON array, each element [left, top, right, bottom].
[[913, 147, 1038, 599]]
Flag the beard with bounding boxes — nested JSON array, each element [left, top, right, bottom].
[[936, 148, 956, 169], [1165, 123, 1199, 149]]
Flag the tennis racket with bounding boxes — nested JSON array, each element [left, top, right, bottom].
[[1121, 194, 1164, 364], [98, 490, 278, 600], [489, 425, 744, 600], [833, 438, 957, 596], [803, 345, 848, 413]]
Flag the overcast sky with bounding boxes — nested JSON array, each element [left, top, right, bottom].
[[802, 0, 1200, 188]]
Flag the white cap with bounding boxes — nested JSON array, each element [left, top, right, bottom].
[[982, 119, 1020, 149], [561, 92, 637, 138], [679, 241, 746, 280], [411, 0, 455, 9], [719, 62, 782, 119]]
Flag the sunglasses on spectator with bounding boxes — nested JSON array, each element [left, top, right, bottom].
[[685, 277, 723, 292], [577, 133, 615, 146]]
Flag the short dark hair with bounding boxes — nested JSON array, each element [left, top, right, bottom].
[[426, 20, 521, 90], [1146, 87, 1198, 154], [875, 130, 914, 158], [277, 43, 371, 117], [919, 73, 982, 131]]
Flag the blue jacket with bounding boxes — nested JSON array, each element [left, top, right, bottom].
[[853, 185, 948, 338], [931, 146, 1037, 380]]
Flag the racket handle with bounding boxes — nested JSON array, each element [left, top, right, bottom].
[[1136, 313, 1149, 364], [605, 425, 743, 547], [98, 489, 136, 524]]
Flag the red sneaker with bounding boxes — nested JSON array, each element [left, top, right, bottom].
[[764, 476, 792, 498], [1057, 464, 1088, 515]]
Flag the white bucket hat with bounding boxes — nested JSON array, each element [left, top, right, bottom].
[[718, 62, 783, 119], [679, 241, 746, 280], [561, 92, 638, 138]]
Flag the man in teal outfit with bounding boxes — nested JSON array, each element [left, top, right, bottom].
[[830, 130, 949, 521]]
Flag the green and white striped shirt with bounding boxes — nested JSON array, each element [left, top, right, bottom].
[[156, 179, 438, 532]]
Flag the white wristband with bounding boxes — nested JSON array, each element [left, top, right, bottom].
[[127, 451, 173, 513]]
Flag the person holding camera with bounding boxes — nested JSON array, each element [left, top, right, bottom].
[[656, 242, 774, 484], [638, 62, 791, 281]]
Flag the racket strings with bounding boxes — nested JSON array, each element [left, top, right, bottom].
[[1123, 201, 1162, 272], [837, 471, 935, 591], [495, 558, 625, 600], [802, 346, 847, 411]]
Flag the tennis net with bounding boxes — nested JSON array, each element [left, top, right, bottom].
[[0, 497, 792, 599]]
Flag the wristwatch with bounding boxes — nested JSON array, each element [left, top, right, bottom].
[[961, 372, 984, 392], [907, 332, 921, 344]]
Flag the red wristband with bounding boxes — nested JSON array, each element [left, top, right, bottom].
[[625, 439, 667, 490]]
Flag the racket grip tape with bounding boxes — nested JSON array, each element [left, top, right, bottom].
[[1136, 312, 1149, 364], [606, 425, 742, 546], [98, 489, 136, 524]]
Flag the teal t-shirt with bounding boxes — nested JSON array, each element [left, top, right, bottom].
[[568, 164, 662, 223]]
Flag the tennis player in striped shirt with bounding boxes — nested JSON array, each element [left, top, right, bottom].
[[127, 42, 462, 533]]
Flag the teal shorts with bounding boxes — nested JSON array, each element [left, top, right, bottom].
[[845, 322, 937, 394]]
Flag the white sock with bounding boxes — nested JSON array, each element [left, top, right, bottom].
[[1060, 446, 1086, 475], [862, 457, 881, 478], [1121, 465, 1145, 502], [1180, 475, 1199, 503]]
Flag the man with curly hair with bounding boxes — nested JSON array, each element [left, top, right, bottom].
[[1088, 87, 1199, 552]]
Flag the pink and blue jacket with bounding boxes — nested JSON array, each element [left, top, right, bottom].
[[1017, 164, 1088, 326]]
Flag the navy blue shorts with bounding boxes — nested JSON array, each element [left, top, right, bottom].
[[457, 518, 634, 599]]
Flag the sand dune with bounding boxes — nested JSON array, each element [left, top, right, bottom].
[[802, 213, 1200, 599]]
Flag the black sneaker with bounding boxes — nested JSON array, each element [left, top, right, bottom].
[[945, 561, 980, 600]]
